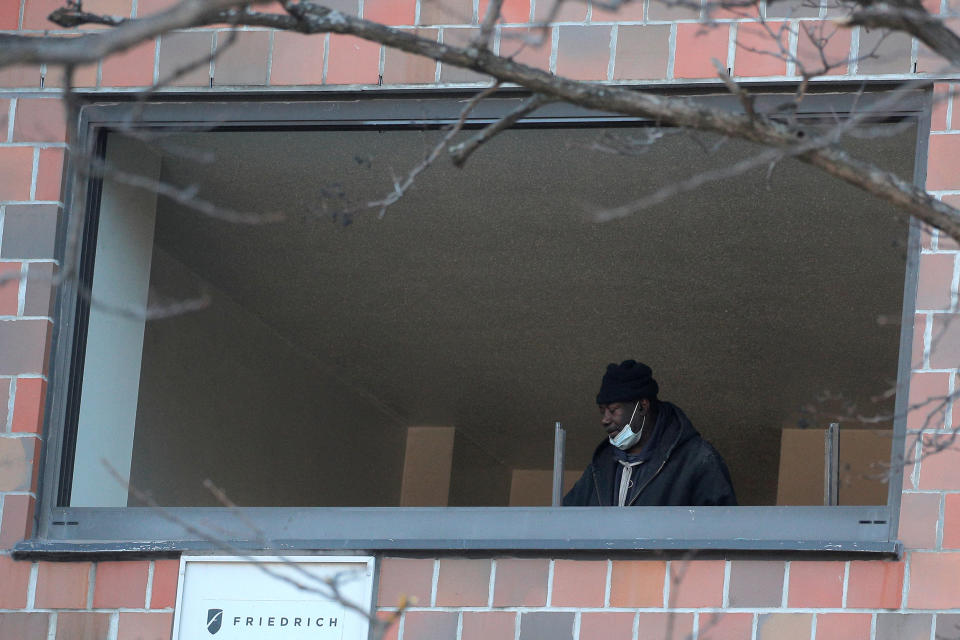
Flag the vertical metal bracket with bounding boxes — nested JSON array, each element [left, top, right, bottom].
[[824, 422, 840, 506], [552, 422, 566, 507]]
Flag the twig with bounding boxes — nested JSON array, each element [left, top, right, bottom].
[[364, 81, 503, 216], [449, 93, 555, 167], [475, 0, 504, 49]]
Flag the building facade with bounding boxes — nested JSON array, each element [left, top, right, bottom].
[[1, 0, 960, 639]]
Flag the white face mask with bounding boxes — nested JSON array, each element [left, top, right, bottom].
[[609, 403, 646, 450]]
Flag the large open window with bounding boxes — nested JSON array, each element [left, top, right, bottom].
[[31, 91, 925, 552]]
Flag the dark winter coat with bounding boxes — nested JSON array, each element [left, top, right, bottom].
[[562, 402, 737, 507]]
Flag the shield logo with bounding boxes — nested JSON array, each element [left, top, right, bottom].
[[206, 609, 223, 635]]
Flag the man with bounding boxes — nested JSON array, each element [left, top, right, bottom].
[[563, 360, 736, 507]]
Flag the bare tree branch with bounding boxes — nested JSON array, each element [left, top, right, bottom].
[[449, 93, 556, 167], [1, 1, 959, 241], [845, 3, 960, 67]]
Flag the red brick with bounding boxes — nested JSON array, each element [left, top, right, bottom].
[[919, 433, 960, 490], [674, 23, 730, 78], [93, 560, 150, 608], [636, 612, 693, 640], [733, 21, 788, 77], [929, 313, 960, 369], [0, 65, 41, 89], [403, 611, 458, 639], [157, 31, 212, 86], [270, 31, 325, 86], [668, 560, 724, 607], [757, 613, 811, 640], [0, 263, 20, 316], [35, 148, 65, 202], [0, 147, 36, 202], [13, 99, 66, 143], [439, 27, 487, 81], [796, 21, 850, 75], [614, 24, 671, 80], [499, 27, 552, 70], [435, 558, 490, 606], [43, 46, 98, 89], [944, 493, 960, 548], [0, 379, 9, 431], [898, 492, 940, 549], [0, 494, 35, 548], [493, 558, 548, 606], [35, 561, 91, 608], [55, 612, 110, 640], [479, 0, 531, 22], [707, 0, 760, 19], [149, 559, 180, 608], [0, 613, 50, 639], [0, 437, 38, 492], [932, 84, 952, 131], [534, 0, 587, 20], [699, 613, 753, 640], [816, 613, 872, 640], [939, 198, 960, 249], [728, 561, 785, 607], [609, 560, 665, 607], [0, 99, 8, 138], [383, 30, 440, 84], [0, 555, 32, 608], [22, 0, 63, 29], [364, 0, 415, 25], [555, 25, 611, 80], [461, 611, 515, 640], [326, 35, 380, 85], [117, 613, 174, 640], [858, 27, 912, 74], [591, 0, 645, 20], [580, 612, 634, 640], [917, 253, 956, 310], [928, 134, 960, 191], [907, 372, 949, 431], [912, 313, 926, 368], [420, 0, 473, 24], [213, 31, 270, 86], [908, 552, 960, 608], [12, 377, 45, 434], [101, 38, 157, 87], [787, 561, 844, 607], [0, 1, 19, 28], [846, 560, 903, 608], [377, 558, 433, 608], [551, 559, 606, 607]]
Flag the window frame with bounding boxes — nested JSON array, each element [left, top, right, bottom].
[[25, 86, 929, 554]]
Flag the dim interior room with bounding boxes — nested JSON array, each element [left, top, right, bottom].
[[66, 119, 916, 509]]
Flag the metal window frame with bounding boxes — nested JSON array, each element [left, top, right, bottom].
[[23, 86, 929, 555]]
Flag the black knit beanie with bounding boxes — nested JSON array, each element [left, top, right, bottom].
[[596, 360, 659, 405]]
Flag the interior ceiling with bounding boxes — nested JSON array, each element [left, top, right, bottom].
[[140, 122, 914, 503]]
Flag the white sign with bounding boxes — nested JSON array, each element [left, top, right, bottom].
[[171, 555, 375, 640]]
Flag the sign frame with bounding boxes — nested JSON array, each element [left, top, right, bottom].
[[170, 555, 377, 640]]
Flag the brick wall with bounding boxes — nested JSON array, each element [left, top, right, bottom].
[[2, 0, 960, 638]]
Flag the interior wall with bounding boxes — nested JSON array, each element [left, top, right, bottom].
[[141, 124, 915, 507], [71, 135, 159, 507], [128, 248, 405, 507]]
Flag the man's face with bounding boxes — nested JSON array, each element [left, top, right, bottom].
[[599, 402, 638, 437]]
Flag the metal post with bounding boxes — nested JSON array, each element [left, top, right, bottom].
[[824, 423, 840, 506], [552, 422, 566, 507]]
